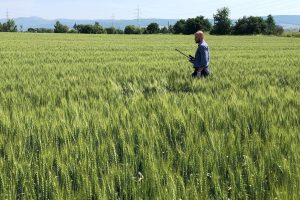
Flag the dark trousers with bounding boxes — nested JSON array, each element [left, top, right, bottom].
[[192, 67, 210, 78]]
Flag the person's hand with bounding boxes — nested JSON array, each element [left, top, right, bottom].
[[188, 55, 195, 63], [188, 58, 194, 63]]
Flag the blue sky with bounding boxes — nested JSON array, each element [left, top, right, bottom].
[[0, 0, 299, 19]]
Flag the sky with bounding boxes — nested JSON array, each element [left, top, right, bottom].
[[0, 0, 299, 20]]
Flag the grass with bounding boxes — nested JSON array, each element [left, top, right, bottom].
[[282, 31, 300, 38], [0, 33, 299, 199]]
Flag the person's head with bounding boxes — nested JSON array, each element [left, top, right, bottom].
[[195, 31, 204, 43]]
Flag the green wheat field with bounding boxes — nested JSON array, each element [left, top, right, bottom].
[[0, 33, 299, 199]]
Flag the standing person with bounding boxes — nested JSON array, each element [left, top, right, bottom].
[[189, 31, 210, 77]]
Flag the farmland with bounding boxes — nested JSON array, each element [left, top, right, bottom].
[[0, 33, 299, 199]]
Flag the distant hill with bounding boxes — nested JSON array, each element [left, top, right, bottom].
[[271, 15, 300, 30], [272, 15, 300, 25], [0, 15, 299, 31]]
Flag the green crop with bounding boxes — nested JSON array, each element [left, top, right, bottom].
[[0, 33, 299, 199]]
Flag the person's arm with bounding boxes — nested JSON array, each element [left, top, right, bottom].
[[193, 45, 209, 68], [193, 47, 201, 68], [199, 45, 209, 68]]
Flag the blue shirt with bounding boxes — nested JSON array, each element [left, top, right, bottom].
[[193, 40, 210, 68]]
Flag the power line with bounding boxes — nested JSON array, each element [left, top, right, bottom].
[[6, 9, 9, 20], [135, 5, 141, 28]]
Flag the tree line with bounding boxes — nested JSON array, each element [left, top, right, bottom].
[[173, 7, 284, 35], [30, 21, 172, 34], [0, 7, 291, 35], [210, 7, 284, 35], [0, 19, 18, 32]]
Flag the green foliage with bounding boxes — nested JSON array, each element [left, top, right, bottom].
[[106, 27, 117, 34], [265, 15, 276, 35], [174, 17, 212, 35], [115, 29, 124, 34], [232, 16, 267, 35], [232, 15, 283, 36], [273, 25, 284, 36], [145, 23, 160, 34], [160, 27, 169, 34], [174, 19, 186, 34], [76, 22, 105, 34], [211, 7, 231, 35], [73, 23, 78, 30], [105, 27, 124, 34], [0, 33, 299, 199], [168, 25, 174, 34], [282, 31, 300, 38], [27, 28, 54, 33], [54, 21, 69, 33], [124, 25, 140, 34], [93, 22, 106, 34], [184, 16, 212, 34], [1, 19, 18, 32], [76, 24, 96, 34]]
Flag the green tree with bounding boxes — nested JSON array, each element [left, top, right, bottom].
[[265, 14, 276, 35], [232, 16, 266, 35], [76, 22, 105, 34], [73, 23, 77, 30], [106, 27, 116, 34], [77, 24, 94, 34], [94, 22, 105, 34], [106, 27, 124, 34], [124, 25, 139, 34], [168, 25, 174, 34], [211, 7, 231, 35], [38, 28, 53, 33], [27, 28, 36, 33], [160, 27, 169, 34], [54, 21, 69, 33], [274, 25, 284, 35], [173, 19, 186, 34], [2, 19, 18, 32], [245, 16, 266, 34], [0, 23, 2, 32], [145, 23, 160, 34], [27, 28, 54, 33], [184, 16, 212, 34], [232, 17, 248, 35], [115, 29, 124, 34]]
